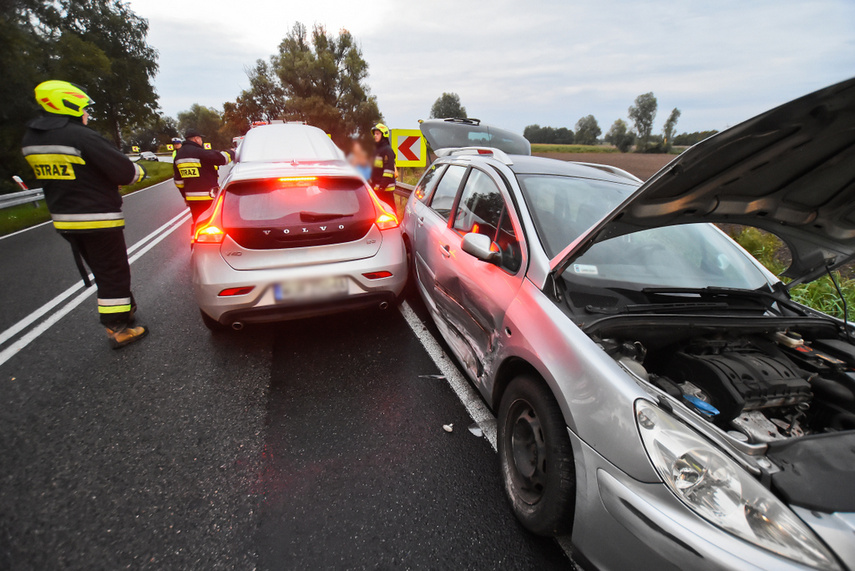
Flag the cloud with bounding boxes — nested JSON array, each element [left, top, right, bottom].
[[130, 0, 855, 135]]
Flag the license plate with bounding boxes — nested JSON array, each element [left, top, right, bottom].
[[274, 277, 348, 302]]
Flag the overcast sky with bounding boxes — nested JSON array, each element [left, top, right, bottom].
[[125, 0, 855, 136]]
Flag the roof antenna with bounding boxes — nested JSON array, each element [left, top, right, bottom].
[[826, 265, 851, 343]]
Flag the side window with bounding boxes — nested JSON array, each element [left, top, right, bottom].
[[428, 165, 466, 220], [452, 169, 522, 273], [413, 164, 446, 202]]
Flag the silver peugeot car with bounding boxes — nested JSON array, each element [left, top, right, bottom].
[[192, 123, 406, 330], [402, 79, 855, 570]]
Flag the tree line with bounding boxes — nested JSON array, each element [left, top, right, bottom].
[[524, 93, 717, 152]]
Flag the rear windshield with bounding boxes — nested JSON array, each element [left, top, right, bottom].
[[222, 177, 374, 249], [421, 121, 531, 155]]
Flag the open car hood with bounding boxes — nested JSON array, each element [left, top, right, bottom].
[[419, 119, 531, 156], [552, 77, 855, 288]]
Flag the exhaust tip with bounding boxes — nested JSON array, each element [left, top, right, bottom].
[[231, 321, 244, 331], [379, 301, 389, 310]]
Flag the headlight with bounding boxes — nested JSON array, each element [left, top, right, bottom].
[[635, 400, 840, 570]]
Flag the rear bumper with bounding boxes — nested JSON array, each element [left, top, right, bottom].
[[192, 233, 406, 325], [219, 291, 397, 325]]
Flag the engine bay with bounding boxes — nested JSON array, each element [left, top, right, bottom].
[[600, 329, 855, 445]]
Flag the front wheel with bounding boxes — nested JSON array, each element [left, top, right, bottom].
[[498, 374, 576, 536]]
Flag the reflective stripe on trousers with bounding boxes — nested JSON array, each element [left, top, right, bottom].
[[51, 212, 125, 231], [98, 297, 132, 314]]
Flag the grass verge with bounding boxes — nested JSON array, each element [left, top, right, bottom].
[[728, 226, 855, 320], [0, 160, 173, 237]]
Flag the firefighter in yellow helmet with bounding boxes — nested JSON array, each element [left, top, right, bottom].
[[21, 80, 149, 349], [370, 123, 397, 212]]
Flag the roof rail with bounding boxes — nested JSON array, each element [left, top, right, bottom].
[[435, 146, 514, 166], [570, 162, 642, 183]]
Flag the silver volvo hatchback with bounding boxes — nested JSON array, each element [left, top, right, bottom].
[[403, 80, 855, 570], [192, 124, 406, 330]]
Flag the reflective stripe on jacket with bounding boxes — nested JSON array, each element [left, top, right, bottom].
[[172, 141, 233, 202], [21, 114, 142, 233], [370, 140, 396, 190]]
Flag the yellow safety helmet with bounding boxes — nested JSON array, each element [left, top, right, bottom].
[[34, 80, 94, 117], [372, 123, 390, 138]]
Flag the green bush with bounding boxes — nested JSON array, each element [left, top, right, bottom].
[[728, 226, 855, 319]]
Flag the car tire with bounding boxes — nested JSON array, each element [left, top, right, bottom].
[[200, 309, 227, 332], [498, 374, 575, 536]]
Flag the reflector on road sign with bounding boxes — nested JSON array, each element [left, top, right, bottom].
[[203, 143, 212, 150], [132, 146, 140, 153], [167, 144, 174, 151], [392, 129, 426, 168]]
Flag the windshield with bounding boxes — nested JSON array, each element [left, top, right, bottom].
[[518, 174, 771, 290], [517, 174, 631, 257]]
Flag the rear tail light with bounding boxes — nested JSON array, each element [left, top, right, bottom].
[[218, 286, 255, 296], [194, 192, 226, 244], [368, 187, 399, 230], [362, 271, 393, 280]]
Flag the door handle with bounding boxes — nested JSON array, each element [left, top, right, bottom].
[[417, 216, 424, 226], [439, 244, 451, 257]]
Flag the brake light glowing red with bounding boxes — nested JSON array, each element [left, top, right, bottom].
[[194, 192, 226, 243], [278, 176, 318, 187], [362, 271, 393, 280], [477, 149, 493, 155], [368, 187, 399, 230], [218, 286, 255, 296]]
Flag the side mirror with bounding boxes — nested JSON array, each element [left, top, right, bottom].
[[461, 232, 500, 264]]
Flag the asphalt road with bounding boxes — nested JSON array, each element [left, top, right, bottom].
[[0, 179, 573, 569]]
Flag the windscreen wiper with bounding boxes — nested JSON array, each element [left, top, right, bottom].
[[587, 301, 733, 315], [299, 212, 354, 222]]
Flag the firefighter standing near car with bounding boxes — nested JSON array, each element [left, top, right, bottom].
[[172, 129, 234, 229], [21, 80, 149, 349], [370, 123, 397, 212]]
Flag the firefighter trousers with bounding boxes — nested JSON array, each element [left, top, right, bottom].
[[61, 229, 135, 328]]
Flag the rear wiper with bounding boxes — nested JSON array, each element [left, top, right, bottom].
[[299, 211, 353, 222]]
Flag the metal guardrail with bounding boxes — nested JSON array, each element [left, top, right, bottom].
[[1, 177, 44, 210], [0, 188, 44, 210]]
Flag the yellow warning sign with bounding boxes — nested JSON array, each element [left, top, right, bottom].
[[166, 144, 174, 151], [391, 129, 426, 168], [131, 146, 140, 153], [203, 143, 212, 150]]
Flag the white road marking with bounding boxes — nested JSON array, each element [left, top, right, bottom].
[[0, 211, 190, 367], [398, 301, 497, 450], [0, 208, 189, 348], [0, 179, 176, 242], [399, 300, 577, 565]]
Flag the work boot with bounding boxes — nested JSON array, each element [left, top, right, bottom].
[[105, 324, 149, 349]]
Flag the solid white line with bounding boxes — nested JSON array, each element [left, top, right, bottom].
[[0, 211, 189, 367], [0, 220, 52, 242], [0, 209, 189, 349], [400, 300, 577, 565], [398, 301, 497, 450], [0, 178, 175, 243]]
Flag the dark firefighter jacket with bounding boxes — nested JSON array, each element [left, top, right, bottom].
[[370, 139, 396, 191], [21, 114, 145, 232], [173, 140, 233, 203]]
